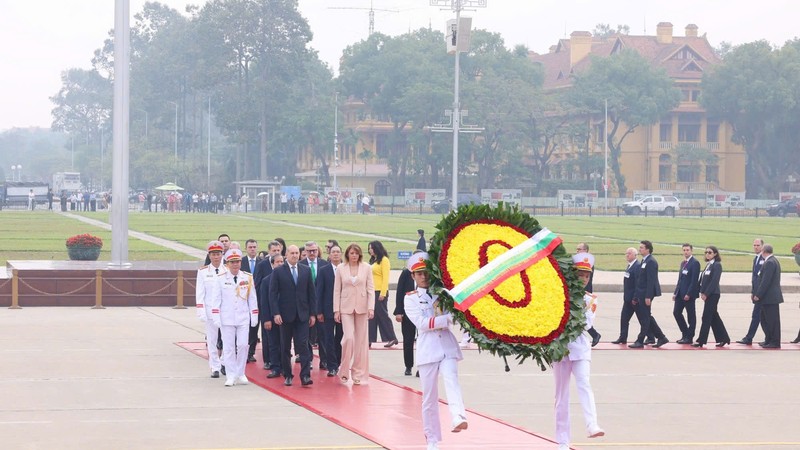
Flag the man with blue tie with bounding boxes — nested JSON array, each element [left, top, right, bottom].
[[629, 240, 669, 348], [241, 239, 261, 363], [673, 244, 701, 344], [737, 238, 766, 345], [269, 245, 317, 386]]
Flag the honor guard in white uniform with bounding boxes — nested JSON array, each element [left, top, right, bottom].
[[403, 253, 467, 450], [210, 248, 259, 387], [553, 253, 605, 450], [195, 240, 227, 378]]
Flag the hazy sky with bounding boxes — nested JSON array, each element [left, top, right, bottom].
[[1, 0, 797, 131]]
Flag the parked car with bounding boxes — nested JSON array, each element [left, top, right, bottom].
[[622, 195, 680, 215], [431, 193, 482, 214], [765, 197, 800, 217]]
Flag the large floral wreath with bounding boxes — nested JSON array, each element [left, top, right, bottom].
[[428, 203, 586, 370]]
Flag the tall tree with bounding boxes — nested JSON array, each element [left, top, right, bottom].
[[701, 39, 800, 197], [569, 50, 680, 197]]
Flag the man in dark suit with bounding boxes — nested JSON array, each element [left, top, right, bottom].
[[737, 238, 766, 345], [253, 240, 283, 289], [673, 244, 701, 344], [241, 239, 261, 363], [258, 254, 284, 379], [299, 241, 330, 366], [612, 247, 640, 344], [752, 244, 783, 348], [315, 244, 341, 377], [253, 240, 283, 369], [629, 240, 669, 348], [269, 245, 317, 386]]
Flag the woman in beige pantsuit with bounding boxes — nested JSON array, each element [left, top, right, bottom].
[[334, 243, 375, 385]]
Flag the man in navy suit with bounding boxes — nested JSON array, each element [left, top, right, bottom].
[[752, 244, 783, 348], [737, 238, 766, 345], [673, 244, 701, 344], [253, 240, 284, 369], [258, 253, 284, 379], [253, 240, 283, 290], [612, 247, 641, 344], [629, 240, 669, 348], [299, 241, 330, 366], [314, 245, 341, 377], [269, 245, 317, 386]]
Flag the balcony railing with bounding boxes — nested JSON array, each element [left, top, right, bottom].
[[658, 142, 720, 150]]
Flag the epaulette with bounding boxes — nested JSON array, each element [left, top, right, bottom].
[[200, 265, 209, 270], [406, 290, 417, 295]]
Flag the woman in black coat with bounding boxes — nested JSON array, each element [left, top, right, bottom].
[[693, 245, 731, 347]]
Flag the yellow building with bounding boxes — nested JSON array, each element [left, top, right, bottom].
[[529, 22, 746, 195]]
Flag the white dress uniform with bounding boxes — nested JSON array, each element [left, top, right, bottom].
[[196, 263, 227, 374], [553, 292, 603, 448], [404, 287, 466, 449], [210, 270, 258, 386]]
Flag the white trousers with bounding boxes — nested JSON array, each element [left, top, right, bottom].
[[418, 358, 466, 445], [221, 324, 249, 379], [204, 321, 221, 372], [553, 358, 598, 446]]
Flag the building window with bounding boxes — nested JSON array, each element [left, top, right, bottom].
[[707, 124, 719, 143], [659, 154, 672, 182], [660, 123, 672, 141], [706, 165, 719, 183], [375, 134, 389, 158], [595, 122, 605, 144], [678, 113, 702, 142], [677, 162, 699, 182]]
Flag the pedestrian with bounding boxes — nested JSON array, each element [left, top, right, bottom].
[[628, 240, 669, 348], [334, 243, 375, 385], [195, 240, 227, 378], [673, 244, 701, 344], [736, 238, 766, 345], [258, 253, 285, 379], [612, 247, 640, 344], [209, 248, 259, 387], [553, 253, 605, 450], [368, 240, 398, 347], [403, 253, 467, 450], [416, 229, 427, 251], [576, 243, 601, 346], [752, 244, 783, 348], [693, 245, 730, 347], [394, 250, 422, 376]]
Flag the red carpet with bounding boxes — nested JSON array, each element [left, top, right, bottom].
[[177, 342, 561, 449], [593, 342, 800, 350]]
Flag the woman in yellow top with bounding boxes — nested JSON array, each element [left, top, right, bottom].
[[368, 240, 399, 347]]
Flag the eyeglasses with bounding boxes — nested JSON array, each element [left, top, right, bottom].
[[307, 249, 318, 253], [705, 250, 714, 254]]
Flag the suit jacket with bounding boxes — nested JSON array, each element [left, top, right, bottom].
[[333, 262, 375, 314], [253, 258, 274, 290], [241, 255, 260, 274], [393, 268, 416, 316], [751, 254, 764, 294], [623, 260, 641, 303], [315, 262, 336, 318], [674, 256, 700, 300], [299, 258, 329, 284], [268, 263, 317, 323], [634, 254, 661, 300], [754, 256, 784, 305], [699, 261, 722, 296], [258, 273, 274, 325]]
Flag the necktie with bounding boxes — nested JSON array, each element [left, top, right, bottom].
[[250, 259, 254, 273], [311, 261, 316, 283], [233, 275, 238, 284], [291, 266, 297, 284], [215, 268, 218, 274]]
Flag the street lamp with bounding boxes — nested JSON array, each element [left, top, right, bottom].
[[168, 101, 178, 183]]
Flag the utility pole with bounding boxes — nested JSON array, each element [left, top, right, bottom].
[[328, 0, 399, 36], [430, 0, 486, 211], [333, 92, 339, 191]]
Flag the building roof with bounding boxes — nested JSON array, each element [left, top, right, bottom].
[[529, 23, 721, 90]]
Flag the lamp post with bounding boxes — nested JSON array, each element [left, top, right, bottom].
[[168, 101, 178, 183], [333, 92, 339, 191], [604, 98, 609, 213]]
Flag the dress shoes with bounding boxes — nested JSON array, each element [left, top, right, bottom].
[[611, 338, 626, 344], [384, 339, 399, 348], [676, 338, 691, 344], [654, 337, 669, 348], [237, 375, 249, 385], [415, 371, 420, 377], [761, 343, 781, 349], [266, 370, 281, 379], [758, 342, 767, 347], [211, 371, 220, 378], [327, 369, 338, 377], [247, 355, 257, 363], [301, 376, 313, 386], [628, 342, 644, 348], [404, 367, 412, 376], [591, 333, 601, 347], [451, 419, 468, 433], [736, 338, 753, 345], [262, 363, 269, 370], [791, 336, 800, 344], [284, 376, 294, 386], [220, 365, 226, 376], [715, 341, 730, 348], [645, 338, 656, 345], [224, 378, 235, 387], [692, 342, 704, 348], [319, 363, 327, 370], [352, 378, 362, 385], [587, 426, 605, 438]]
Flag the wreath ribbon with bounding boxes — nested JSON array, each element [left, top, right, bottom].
[[444, 228, 562, 312]]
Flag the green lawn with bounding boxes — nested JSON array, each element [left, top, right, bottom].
[[1, 210, 797, 272]]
